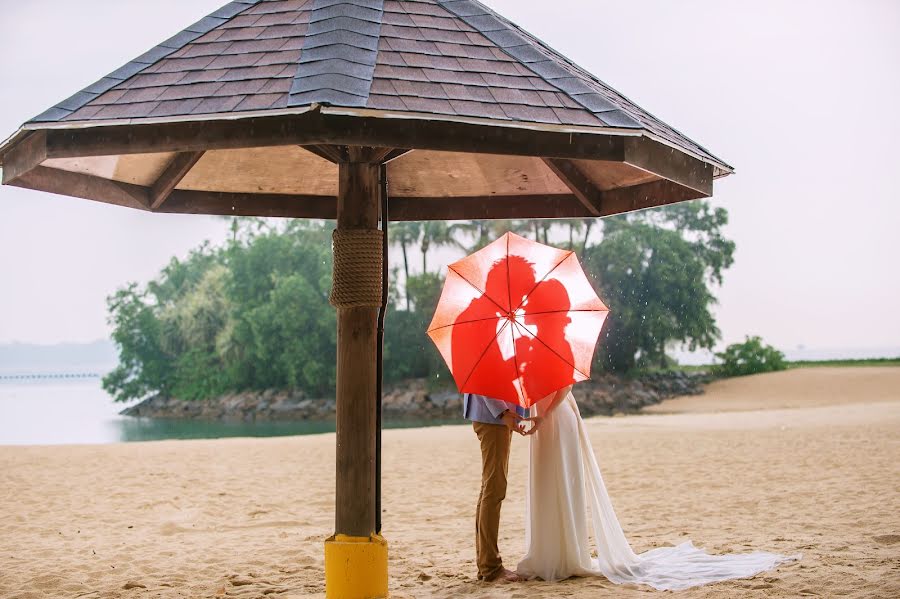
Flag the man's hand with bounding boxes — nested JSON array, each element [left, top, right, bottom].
[[500, 410, 526, 435], [523, 416, 543, 436]]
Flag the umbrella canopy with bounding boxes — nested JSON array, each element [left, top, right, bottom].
[[427, 232, 608, 407], [0, 0, 731, 219]]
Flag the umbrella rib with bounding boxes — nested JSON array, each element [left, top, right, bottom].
[[505, 233, 513, 316], [460, 320, 511, 390], [516, 308, 605, 317], [427, 315, 502, 334], [447, 264, 508, 315], [512, 320, 591, 381], [513, 251, 575, 312], [509, 316, 525, 406]]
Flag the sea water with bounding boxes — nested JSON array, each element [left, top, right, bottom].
[[0, 378, 454, 445]]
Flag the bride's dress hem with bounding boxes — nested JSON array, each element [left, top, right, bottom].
[[515, 392, 800, 591]]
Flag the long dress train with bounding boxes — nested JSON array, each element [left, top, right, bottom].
[[516, 392, 800, 590]]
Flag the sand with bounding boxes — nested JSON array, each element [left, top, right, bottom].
[[1, 366, 898, 598]]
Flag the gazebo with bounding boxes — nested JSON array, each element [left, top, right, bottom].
[[0, 1, 731, 597]]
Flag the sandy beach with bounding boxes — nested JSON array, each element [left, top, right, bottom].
[[1, 366, 898, 598]]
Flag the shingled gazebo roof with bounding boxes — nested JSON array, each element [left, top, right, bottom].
[[0, 0, 732, 221]]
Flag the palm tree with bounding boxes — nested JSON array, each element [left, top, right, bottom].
[[419, 221, 468, 274], [456, 219, 534, 251], [580, 218, 595, 254], [389, 222, 420, 310]]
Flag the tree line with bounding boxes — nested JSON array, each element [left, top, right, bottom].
[[102, 203, 734, 403]]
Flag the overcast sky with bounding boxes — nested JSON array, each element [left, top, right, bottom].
[[1, 0, 898, 355]]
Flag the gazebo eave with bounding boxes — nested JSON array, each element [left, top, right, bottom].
[[0, 106, 723, 221], [0, 105, 733, 175]]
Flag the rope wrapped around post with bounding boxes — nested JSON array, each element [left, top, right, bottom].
[[329, 229, 384, 308]]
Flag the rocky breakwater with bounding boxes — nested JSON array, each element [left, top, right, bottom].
[[120, 371, 709, 422]]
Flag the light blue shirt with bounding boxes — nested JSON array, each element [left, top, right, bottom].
[[463, 393, 528, 425]]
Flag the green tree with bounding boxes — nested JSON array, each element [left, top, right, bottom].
[[388, 222, 420, 310], [418, 221, 466, 274], [102, 283, 172, 402], [453, 219, 532, 251], [714, 336, 787, 377], [103, 221, 338, 402], [224, 222, 334, 392], [160, 265, 235, 400], [383, 272, 451, 387], [584, 201, 734, 372]]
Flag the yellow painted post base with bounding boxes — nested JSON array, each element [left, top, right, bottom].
[[324, 534, 388, 599]]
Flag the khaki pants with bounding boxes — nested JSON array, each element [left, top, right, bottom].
[[473, 420, 513, 580]]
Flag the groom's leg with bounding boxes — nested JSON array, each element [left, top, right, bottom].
[[474, 421, 512, 581]]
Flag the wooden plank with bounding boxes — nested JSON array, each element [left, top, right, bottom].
[[624, 137, 713, 195], [149, 151, 204, 209], [8, 165, 150, 210], [599, 178, 706, 216], [365, 147, 399, 164], [334, 159, 381, 538], [158, 189, 336, 218], [179, 146, 338, 196], [389, 151, 569, 197], [382, 148, 412, 163], [390, 193, 591, 221], [1, 131, 47, 184], [393, 180, 705, 220], [300, 144, 346, 164], [39, 112, 627, 163], [142, 179, 704, 221], [542, 158, 603, 216]]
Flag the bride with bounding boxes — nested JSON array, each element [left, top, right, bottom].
[[514, 383, 800, 589], [510, 278, 798, 589]]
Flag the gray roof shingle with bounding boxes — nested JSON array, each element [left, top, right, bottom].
[[27, 0, 728, 170]]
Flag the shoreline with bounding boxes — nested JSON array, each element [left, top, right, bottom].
[[119, 370, 709, 423]]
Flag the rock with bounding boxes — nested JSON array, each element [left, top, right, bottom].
[[117, 371, 706, 423]]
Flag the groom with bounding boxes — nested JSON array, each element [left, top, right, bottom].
[[464, 392, 528, 582]]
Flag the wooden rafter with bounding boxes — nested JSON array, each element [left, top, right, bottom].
[[0, 131, 47, 184], [149, 151, 205, 209], [382, 148, 412, 163], [9, 165, 150, 210], [624, 137, 713, 195], [150, 178, 705, 221], [542, 158, 603, 216], [300, 145, 405, 165], [301, 144, 347, 164], [159, 189, 336, 219]]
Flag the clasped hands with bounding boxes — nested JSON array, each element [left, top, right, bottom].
[[501, 410, 543, 436]]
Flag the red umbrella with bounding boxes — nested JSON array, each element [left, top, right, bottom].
[[427, 232, 609, 408]]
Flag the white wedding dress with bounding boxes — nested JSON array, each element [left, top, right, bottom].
[[516, 392, 799, 590]]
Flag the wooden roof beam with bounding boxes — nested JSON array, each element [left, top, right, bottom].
[[8, 165, 150, 210], [542, 158, 603, 217], [301, 146, 408, 164], [301, 144, 347, 164], [1, 131, 47, 185], [149, 151, 204, 210], [36, 113, 627, 162], [381, 148, 412, 163], [159, 189, 337, 219], [151, 179, 704, 221], [624, 137, 713, 195]]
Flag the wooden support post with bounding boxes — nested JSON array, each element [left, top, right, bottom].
[[325, 149, 388, 598], [334, 156, 380, 538]]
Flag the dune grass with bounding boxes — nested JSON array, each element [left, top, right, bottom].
[[785, 357, 900, 368]]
